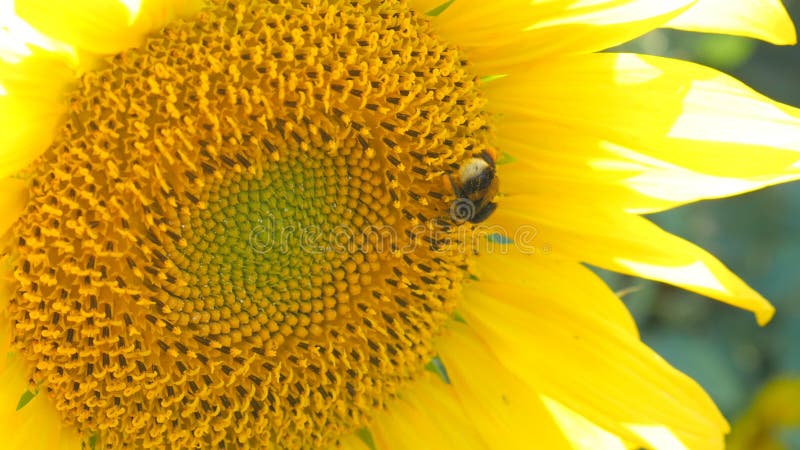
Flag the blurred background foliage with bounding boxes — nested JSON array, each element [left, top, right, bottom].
[[604, 2, 800, 448]]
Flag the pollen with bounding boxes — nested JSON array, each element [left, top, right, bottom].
[[4, 0, 493, 447]]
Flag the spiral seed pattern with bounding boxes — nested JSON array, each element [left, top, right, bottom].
[[4, 0, 494, 447]]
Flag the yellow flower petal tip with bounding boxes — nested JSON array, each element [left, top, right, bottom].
[[667, 0, 797, 45], [617, 258, 775, 326]]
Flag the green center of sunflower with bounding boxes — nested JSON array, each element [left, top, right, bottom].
[[5, 0, 493, 447]]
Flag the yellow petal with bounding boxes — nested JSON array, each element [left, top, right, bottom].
[[423, 0, 544, 46], [1, 1, 77, 178], [0, 50, 72, 179], [542, 397, 629, 450], [371, 371, 486, 450], [493, 195, 774, 324], [666, 0, 796, 45], [495, 129, 679, 214], [471, 250, 639, 337], [437, 321, 573, 449], [461, 276, 728, 449], [426, 0, 695, 75], [498, 137, 800, 216], [486, 52, 800, 213], [0, 177, 27, 237], [0, 0, 77, 63], [16, 0, 202, 56]]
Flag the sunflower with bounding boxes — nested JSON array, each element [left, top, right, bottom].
[[1, 0, 799, 448]]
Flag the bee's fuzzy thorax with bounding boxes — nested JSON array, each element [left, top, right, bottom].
[[459, 158, 492, 184]]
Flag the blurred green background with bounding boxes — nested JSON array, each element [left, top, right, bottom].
[[605, 2, 800, 448]]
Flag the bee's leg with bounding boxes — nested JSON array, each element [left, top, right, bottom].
[[479, 150, 495, 168], [468, 202, 498, 224], [448, 173, 467, 198]]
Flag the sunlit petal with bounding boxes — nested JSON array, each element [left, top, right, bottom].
[[666, 0, 796, 45]]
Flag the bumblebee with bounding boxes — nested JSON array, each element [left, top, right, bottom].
[[448, 149, 499, 224]]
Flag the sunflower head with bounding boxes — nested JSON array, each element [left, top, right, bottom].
[[3, 0, 800, 448], [0, 0, 508, 447]]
